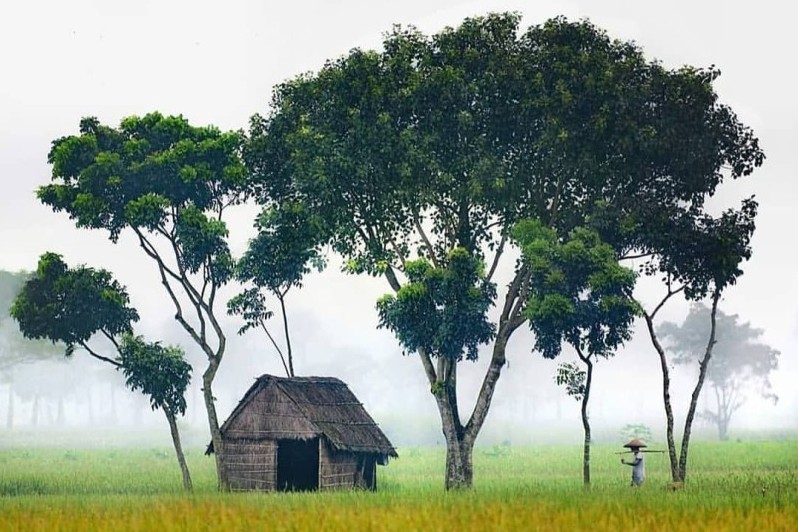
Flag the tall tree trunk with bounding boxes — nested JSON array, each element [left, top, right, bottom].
[[429, 357, 473, 490], [278, 295, 294, 377], [164, 408, 193, 491], [644, 312, 680, 482], [423, 329, 510, 490], [443, 426, 474, 490], [678, 292, 719, 482], [577, 352, 593, 487], [203, 358, 228, 490]]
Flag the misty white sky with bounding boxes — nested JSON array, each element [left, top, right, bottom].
[[1, 0, 796, 441]]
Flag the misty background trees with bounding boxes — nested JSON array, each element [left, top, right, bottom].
[[658, 304, 780, 441], [10, 253, 194, 490]]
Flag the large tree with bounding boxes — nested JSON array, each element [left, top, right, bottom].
[[11, 253, 194, 490], [658, 304, 779, 441], [38, 113, 247, 488], [245, 14, 763, 489]]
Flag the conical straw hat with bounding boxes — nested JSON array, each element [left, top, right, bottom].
[[623, 438, 648, 448]]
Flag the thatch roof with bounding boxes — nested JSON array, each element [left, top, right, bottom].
[[207, 375, 398, 459]]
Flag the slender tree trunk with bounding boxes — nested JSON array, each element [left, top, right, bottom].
[[644, 312, 680, 482], [678, 292, 719, 482], [164, 408, 193, 491], [203, 358, 228, 490], [578, 353, 593, 487], [278, 295, 294, 377]]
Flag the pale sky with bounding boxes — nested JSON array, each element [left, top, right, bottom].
[[1, 0, 795, 439]]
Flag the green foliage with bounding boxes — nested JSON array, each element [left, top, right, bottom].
[[117, 334, 191, 417], [513, 220, 639, 360], [226, 288, 273, 336], [10, 253, 138, 350], [236, 201, 326, 295], [39, 112, 244, 282], [376, 248, 496, 361], [555, 362, 586, 401], [248, 10, 763, 320]]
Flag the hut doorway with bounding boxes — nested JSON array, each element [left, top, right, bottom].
[[276, 438, 319, 491]]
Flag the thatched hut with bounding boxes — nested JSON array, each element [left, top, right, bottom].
[[206, 374, 397, 492]]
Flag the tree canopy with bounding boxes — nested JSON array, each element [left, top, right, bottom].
[[11, 253, 137, 363], [245, 12, 764, 489]]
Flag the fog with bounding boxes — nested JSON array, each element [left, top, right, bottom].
[[1, 0, 796, 448]]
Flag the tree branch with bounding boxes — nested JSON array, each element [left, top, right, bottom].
[[78, 341, 121, 368], [412, 207, 440, 269], [486, 233, 507, 283]]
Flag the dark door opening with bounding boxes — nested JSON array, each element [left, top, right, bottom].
[[276, 438, 319, 491]]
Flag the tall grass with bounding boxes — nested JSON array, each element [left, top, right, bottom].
[[0, 440, 796, 530]]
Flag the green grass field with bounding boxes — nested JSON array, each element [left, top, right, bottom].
[[0, 438, 796, 530]]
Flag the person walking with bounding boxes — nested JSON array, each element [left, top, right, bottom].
[[621, 438, 646, 486]]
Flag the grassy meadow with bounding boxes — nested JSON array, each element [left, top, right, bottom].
[[0, 437, 796, 531]]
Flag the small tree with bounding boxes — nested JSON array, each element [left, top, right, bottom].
[[514, 220, 639, 486], [118, 334, 193, 489], [11, 253, 194, 490], [658, 304, 779, 440], [227, 202, 326, 377]]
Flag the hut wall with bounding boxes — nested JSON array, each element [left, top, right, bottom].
[[224, 383, 318, 440], [223, 438, 277, 491], [318, 438, 377, 490]]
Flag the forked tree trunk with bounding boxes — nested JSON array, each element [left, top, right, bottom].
[[164, 408, 193, 491], [424, 332, 509, 490], [644, 312, 680, 482], [678, 292, 719, 482]]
